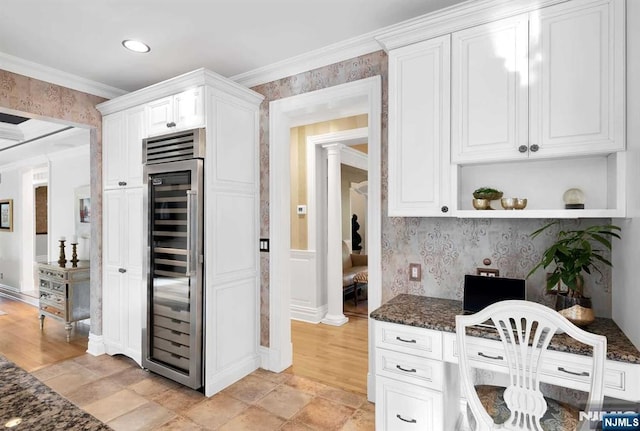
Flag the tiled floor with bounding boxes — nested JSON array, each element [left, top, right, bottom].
[[32, 353, 375, 431]]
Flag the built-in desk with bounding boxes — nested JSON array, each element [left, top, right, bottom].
[[370, 294, 640, 431]]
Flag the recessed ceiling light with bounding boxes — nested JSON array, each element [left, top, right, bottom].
[[122, 39, 150, 53]]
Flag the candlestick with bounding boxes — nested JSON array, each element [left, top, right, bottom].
[[71, 243, 79, 267], [58, 239, 67, 267], [70, 235, 77, 244]]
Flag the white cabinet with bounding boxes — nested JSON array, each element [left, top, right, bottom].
[[146, 86, 204, 136], [387, 35, 453, 217], [452, 0, 624, 164], [376, 376, 444, 431], [103, 106, 145, 189], [529, 0, 625, 158], [451, 15, 529, 164], [102, 188, 144, 365]]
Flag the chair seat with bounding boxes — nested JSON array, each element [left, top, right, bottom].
[[472, 385, 579, 431]]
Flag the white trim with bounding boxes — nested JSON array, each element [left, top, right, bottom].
[[290, 304, 328, 324], [266, 76, 382, 395], [231, 33, 381, 88], [87, 332, 106, 356], [341, 146, 368, 171], [0, 52, 127, 99]]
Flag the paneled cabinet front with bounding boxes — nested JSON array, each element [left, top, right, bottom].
[[103, 106, 145, 189], [387, 35, 453, 217], [102, 188, 144, 365], [452, 0, 624, 164], [146, 86, 205, 137]]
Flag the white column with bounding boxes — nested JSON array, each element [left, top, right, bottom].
[[321, 143, 348, 326]]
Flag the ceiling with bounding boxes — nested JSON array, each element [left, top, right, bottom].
[[0, 0, 463, 93]]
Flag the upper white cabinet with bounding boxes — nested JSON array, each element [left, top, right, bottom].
[[388, 35, 453, 217], [452, 0, 624, 164], [103, 106, 145, 189], [146, 86, 205, 136], [529, 0, 625, 158], [451, 15, 529, 164]]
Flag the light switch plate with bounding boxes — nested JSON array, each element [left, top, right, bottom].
[[296, 205, 307, 215], [409, 263, 421, 281]]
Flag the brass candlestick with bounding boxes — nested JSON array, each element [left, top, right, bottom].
[[58, 240, 67, 267], [71, 243, 79, 267]]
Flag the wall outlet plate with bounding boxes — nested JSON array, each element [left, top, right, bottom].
[[409, 263, 421, 281], [296, 205, 307, 215]]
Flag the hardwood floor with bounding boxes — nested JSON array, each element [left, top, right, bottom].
[[0, 295, 88, 372], [290, 315, 369, 395], [0, 295, 369, 396]]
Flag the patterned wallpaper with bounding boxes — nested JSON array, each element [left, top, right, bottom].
[[251, 51, 614, 347]]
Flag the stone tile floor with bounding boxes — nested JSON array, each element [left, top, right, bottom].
[[32, 354, 375, 430]]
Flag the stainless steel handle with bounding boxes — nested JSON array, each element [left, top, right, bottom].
[[557, 367, 589, 377], [185, 190, 197, 276], [529, 144, 540, 152], [396, 365, 417, 373], [396, 414, 417, 424], [396, 336, 417, 344], [118, 181, 127, 186], [478, 352, 503, 360], [518, 145, 528, 153], [118, 268, 126, 273], [166, 121, 176, 128]]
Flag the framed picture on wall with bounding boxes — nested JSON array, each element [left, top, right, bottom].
[[0, 199, 13, 231], [75, 185, 90, 239]]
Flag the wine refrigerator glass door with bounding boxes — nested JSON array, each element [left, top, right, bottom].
[[143, 159, 203, 389]]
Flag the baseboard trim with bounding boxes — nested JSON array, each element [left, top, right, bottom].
[[0, 285, 38, 307], [290, 304, 328, 324], [86, 333, 106, 356]]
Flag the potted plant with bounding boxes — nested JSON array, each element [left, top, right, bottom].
[[527, 221, 621, 326]]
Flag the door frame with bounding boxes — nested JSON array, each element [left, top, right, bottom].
[[266, 76, 381, 400]]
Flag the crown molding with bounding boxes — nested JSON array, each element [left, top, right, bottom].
[[375, 0, 569, 51], [0, 52, 127, 100], [230, 31, 382, 89]]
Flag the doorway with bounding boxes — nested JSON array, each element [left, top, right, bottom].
[[268, 76, 381, 401]]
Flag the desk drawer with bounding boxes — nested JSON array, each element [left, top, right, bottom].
[[376, 376, 444, 431], [376, 348, 444, 391], [375, 321, 442, 360]]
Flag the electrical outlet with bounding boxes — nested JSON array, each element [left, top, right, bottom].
[[409, 263, 421, 281]]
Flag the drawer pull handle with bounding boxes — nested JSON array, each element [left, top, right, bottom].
[[396, 336, 417, 344], [396, 414, 417, 424], [557, 367, 589, 377], [396, 365, 417, 373], [478, 352, 503, 361], [166, 122, 176, 128], [118, 268, 127, 273], [171, 330, 181, 335]]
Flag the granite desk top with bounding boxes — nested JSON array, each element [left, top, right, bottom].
[[370, 294, 640, 365]]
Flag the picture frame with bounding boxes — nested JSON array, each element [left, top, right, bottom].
[[477, 267, 499, 277], [74, 185, 91, 239], [0, 199, 13, 232]]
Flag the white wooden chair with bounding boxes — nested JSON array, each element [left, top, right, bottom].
[[455, 300, 606, 431]]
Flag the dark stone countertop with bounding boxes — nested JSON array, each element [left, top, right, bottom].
[[370, 294, 640, 365]]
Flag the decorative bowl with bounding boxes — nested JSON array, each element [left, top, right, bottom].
[[501, 197, 527, 210], [473, 191, 503, 201], [472, 198, 493, 210]]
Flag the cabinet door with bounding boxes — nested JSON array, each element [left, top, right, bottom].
[[451, 15, 529, 163], [375, 376, 444, 430], [103, 112, 124, 190], [174, 87, 205, 131], [388, 35, 453, 217], [124, 106, 145, 188], [146, 96, 173, 136], [530, 0, 624, 157]]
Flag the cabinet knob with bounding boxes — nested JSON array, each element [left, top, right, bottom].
[[118, 181, 127, 186], [441, 206, 449, 213], [518, 145, 528, 153], [529, 144, 540, 152], [118, 268, 127, 273], [166, 121, 176, 128]]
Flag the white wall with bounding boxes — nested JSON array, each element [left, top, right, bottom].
[[0, 169, 23, 289], [613, 1, 640, 350], [49, 146, 91, 261], [0, 142, 90, 291]]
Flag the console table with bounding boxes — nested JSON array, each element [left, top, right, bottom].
[[37, 261, 90, 342], [371, 294, 640, 430]]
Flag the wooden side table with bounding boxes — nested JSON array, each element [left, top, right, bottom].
[[37, 261, 90, 342]]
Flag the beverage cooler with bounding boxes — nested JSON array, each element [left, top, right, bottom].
[[142, 128, 204, 389]]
